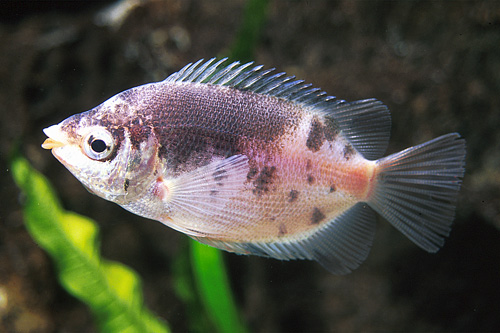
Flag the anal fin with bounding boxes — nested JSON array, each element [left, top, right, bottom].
[[194, 203, 377, 275]]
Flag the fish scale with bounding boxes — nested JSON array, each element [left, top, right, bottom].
[[42, 58, 466, 274]]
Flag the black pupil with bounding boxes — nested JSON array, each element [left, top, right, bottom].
[[91, 139, 107, 153]]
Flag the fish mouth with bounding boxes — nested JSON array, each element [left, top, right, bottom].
[[41, 124, 68, 150], [42, 138, 65, 149]]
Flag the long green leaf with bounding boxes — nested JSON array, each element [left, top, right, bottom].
[[190, 241, 248, 333], [229, 0, 269, 62], [11, 156, 169, 333], [172, 241, 214, 332]]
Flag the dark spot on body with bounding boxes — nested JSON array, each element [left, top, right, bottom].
[[343, 143, 355, 161], [306, 159, 312, 171], [129, 123, 151, 149], [311, 207, 326, 224], [270, 216, 276, 221], [306, 117, 325, 152], [157, 126, 238, 175], [307, 174, 315, 184], [247, 166, 258, 180], [131, 117, 142, 126], [210, 190, 218, 196], [288, 189, 299, 202], [278, 223, 287, 236], [253, 166, 277, 196], [124, 178, 130, 191], [329, 184, 336, 192], [323, 116, 339, 141]]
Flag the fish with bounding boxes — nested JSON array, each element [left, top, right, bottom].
[[42, 58, 466, 274]]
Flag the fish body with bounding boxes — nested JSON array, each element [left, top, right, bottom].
[[42, 58, 466, 274]]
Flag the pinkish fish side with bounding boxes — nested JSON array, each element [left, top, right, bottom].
[[42, 58, 466, 274]]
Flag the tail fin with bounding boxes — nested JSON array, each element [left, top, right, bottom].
[[368, 133, 466, 252]]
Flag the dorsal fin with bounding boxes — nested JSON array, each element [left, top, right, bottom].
[[163, 58, 391, 159], [328, 99, 391, 159], [162, 58, 342, 105]]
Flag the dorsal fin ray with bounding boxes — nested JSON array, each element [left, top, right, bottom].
[[163, 58, 391, 159], [330, 99, 391, 159]]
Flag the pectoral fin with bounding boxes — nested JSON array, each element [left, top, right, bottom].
[[158, 154, 250, 236]]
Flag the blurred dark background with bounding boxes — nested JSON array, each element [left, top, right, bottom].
[[1, 0, 499, 331]]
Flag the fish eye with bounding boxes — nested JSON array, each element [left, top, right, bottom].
[[83, 128, 115, 161], [91, 139, 107, 153]]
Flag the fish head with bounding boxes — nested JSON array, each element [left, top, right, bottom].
[[42, 91, 159, 204]]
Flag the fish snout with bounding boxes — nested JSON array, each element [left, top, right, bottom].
[[42, 125, 67, 150]]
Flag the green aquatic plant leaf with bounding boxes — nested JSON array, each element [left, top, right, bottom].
[[171, 242, 215, 332], [190, 241, 248, 333], [229, 0, 269, 62], [11, 156, 169, 333]]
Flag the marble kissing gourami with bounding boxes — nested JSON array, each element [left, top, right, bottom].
[[42, 58, 466, 274]]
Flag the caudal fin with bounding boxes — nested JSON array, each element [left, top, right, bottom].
[[368, 133, 466, 252]]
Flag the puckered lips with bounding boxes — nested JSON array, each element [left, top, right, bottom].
[[41, 125, 66, 150]]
